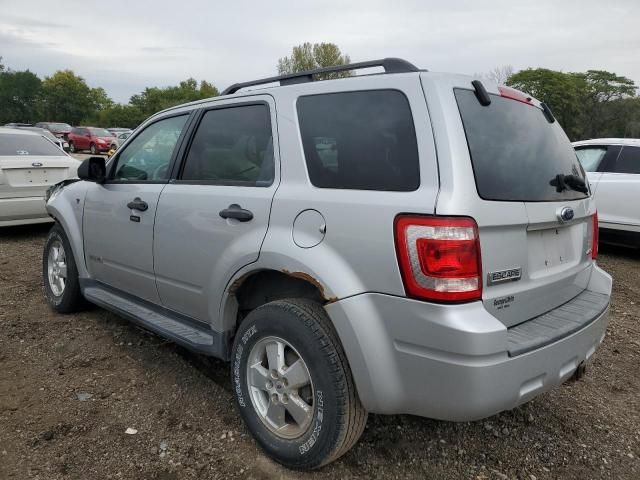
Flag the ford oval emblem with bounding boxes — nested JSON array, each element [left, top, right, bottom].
[[558, 207, 574, 223], [31, 162, 43, 167]]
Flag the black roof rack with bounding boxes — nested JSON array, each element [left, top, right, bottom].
[[221, 57, 422, 95]]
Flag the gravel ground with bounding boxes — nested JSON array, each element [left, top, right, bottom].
[[1, 224, 639, 480]]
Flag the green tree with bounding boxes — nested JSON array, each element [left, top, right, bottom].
[[0, 67, 42, 124], [40, 70, 113, 125], [88, 104, 146, 129], [507, 68, 587, 139], [129, 78, 219, 116], [277, 42, 352, 79], [577, 70, 637, 138]]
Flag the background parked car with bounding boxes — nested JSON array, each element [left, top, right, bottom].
[[110, 131, 132, 150], [67, 127, 116, 154], [0, 127, 79, 226], [574, 138, 640, 246], [34, 122, 73, 139], [107, 128, 132, 136], [6, 125, 70, 151]]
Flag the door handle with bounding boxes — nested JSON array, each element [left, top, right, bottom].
[[219, 204, 253, 222], [127, 197, 148, 212]]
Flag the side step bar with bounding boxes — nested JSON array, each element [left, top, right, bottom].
[[82, 281, 230, 359]]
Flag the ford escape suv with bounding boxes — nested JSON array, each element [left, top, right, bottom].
[[42, 58, 612, 470]]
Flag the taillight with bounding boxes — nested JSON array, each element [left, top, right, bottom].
[[394, 215, 482, 302], [592, 212, 599, 260]]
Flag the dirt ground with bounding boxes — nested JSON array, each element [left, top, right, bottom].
[[1, 224, 638, 480]]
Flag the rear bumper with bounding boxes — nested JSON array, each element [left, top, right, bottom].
[[0, 196, 51, 226], [326, 264, 612, 421]]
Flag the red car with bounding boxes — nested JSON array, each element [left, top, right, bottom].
[[67, 127, 116, 154]]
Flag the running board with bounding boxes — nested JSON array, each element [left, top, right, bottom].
[[81, 281, 230, 359]]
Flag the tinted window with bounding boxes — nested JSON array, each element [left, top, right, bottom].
[[181, 104, 273, 186], [88, 128, 113, 137], [455, 89, 588, 202], [575, 147, 607, 172], [297, 90, 419, 191], [113, 115, 188, 182], [612, 146, 640, 174], [0, 133, 63, 156]]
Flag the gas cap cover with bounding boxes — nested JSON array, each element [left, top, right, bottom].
[[292, 209, 326, 248]]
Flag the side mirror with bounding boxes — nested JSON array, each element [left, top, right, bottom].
[[77, 157, 107, 184]]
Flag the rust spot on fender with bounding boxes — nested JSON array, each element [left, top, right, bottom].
[[280, 269, 338, 304]]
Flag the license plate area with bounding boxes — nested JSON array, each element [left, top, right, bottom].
[[5, 168, 66, 187], [527, 224, 582, 278]]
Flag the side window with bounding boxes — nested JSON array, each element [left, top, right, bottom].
[[180, 104, 273, 186], [612, 146, 640, 174], [113, 115, 188, 182], [297, 90, 420, 191], [575, 147, 608, 172]]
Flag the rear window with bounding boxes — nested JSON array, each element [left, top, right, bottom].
[[0, 133, 63, 156], [455, 89, 588, 202], [297, 90, 420, 191]]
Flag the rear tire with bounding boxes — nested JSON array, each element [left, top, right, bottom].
[[90, 143, 97, 155], [231, 299, 367, 469], [43, 223, 86, 313]]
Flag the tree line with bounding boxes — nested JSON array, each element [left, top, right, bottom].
[[1, 44, 639, 139]]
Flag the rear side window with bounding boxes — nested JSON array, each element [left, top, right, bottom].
[[455, 89, 588, 202], [297, 90, 420, 191], [181, 104, 274, 186], [575, 147, 607, 172], [612, 146, 640, 174]]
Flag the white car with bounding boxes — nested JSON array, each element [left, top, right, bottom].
[[573, 138, 640, 246], [0, 127, 79, 227]]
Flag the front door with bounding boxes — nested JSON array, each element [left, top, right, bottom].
[[83, 113, 191, 303], [154, 98, 278, 323]]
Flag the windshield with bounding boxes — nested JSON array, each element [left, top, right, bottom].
[[0, 133, 65, 156], [455, 89, 588, 202], [88, 128, 114, 137], [50, 123, 71, 130]]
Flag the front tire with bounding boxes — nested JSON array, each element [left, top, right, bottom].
[[231, 299, 367, 469], [68, 141, 76, 153], [43, 223, 86, 313]]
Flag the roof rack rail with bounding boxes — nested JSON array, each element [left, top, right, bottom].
[[221, 57, 422, 95]]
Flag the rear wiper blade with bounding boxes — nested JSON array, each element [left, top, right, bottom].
[[549, 174, 589, 194]]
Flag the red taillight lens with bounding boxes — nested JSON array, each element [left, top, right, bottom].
[[394, 215, 482, 302], [592, 212, 599, 260]]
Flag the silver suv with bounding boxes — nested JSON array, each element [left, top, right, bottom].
[[43, 58, 612, 469]]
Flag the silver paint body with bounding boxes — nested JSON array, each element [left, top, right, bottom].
[[46, 71, 612, 420]]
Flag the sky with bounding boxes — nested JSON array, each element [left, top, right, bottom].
[[1, 0, 638, 103]]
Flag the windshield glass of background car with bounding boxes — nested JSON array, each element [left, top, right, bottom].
[[51, 123, 71, 129], [0, 134, 64, 156], [575, 147, 608, 172], [455, 89, 588, 202], [89, 128, 113, 137]]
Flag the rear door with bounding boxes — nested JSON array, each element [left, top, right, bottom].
[[83, 113, 191, 304], [153, 96, 278, 324], [428, 79, 597, 327], [589, 145, 640, 232]]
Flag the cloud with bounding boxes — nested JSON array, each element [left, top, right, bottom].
[[0, 0, 638, 103]]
